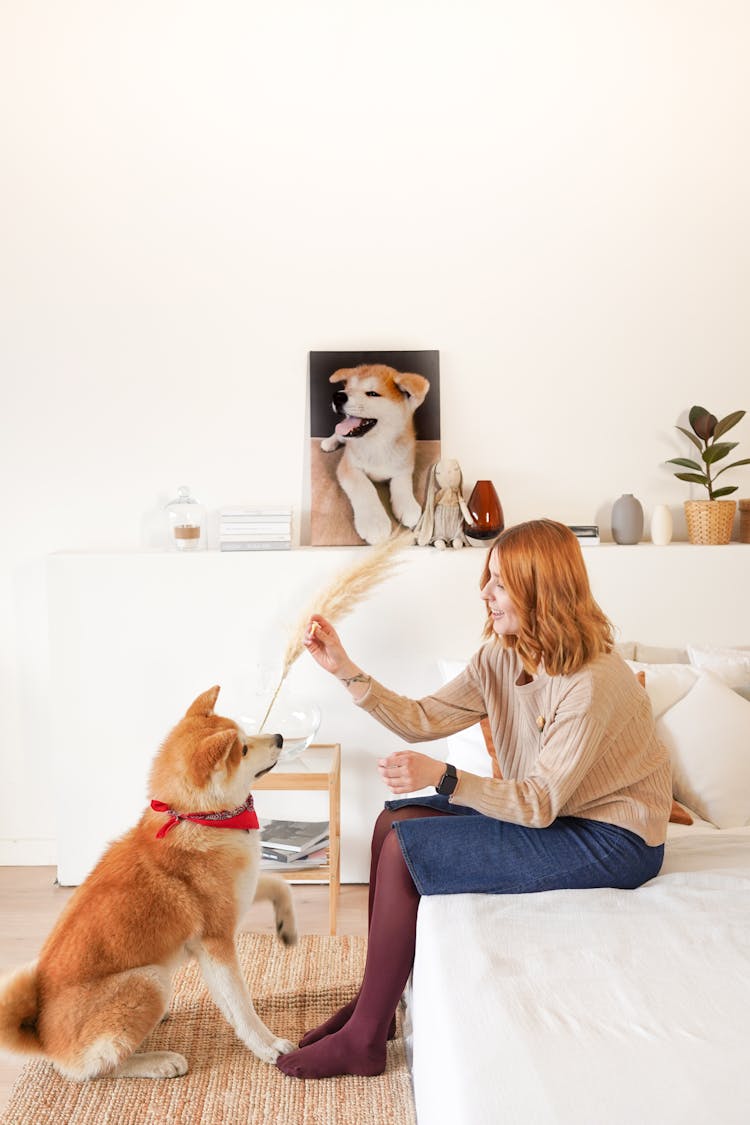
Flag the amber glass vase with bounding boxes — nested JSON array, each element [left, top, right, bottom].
[[465, 480, 504, 541]]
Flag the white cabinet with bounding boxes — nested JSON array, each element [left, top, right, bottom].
[[47, 544, 750, 884]]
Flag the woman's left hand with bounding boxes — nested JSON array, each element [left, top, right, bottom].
[[377, 751, 446, 795]]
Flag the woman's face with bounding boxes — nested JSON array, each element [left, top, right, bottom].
[[481, 549, 521, 636]]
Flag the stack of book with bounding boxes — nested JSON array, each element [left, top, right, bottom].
[[219, 507, 292, 551], [568, 524, 600, 547], [259, 818, 329, 872]]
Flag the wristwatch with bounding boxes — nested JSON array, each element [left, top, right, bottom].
[[435, 762, 458, 797]]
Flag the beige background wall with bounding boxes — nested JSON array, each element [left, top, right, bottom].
[[1, 1, 749, 864]]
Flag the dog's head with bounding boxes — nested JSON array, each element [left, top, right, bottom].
[[328, 364, 430, 441], [149, 686, 282, 814]]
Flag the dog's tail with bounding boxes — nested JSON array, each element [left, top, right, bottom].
[[253, 875, 298, 946], [0, 963, 44, 1057]]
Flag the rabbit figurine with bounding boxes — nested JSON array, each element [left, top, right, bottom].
[[415, 459, 472, 549]]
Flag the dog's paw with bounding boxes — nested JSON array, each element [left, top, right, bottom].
[[321, 436, 341, 453], [255, 1040, 293, 1065], [355, 510, 393, 545], [398, 500, 422, 530], [273, 1037, 296, 1055], [145, 1052, 189, 1078], [277, 915, 298, 946]]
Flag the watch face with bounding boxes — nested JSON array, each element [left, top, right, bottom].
[[437, 765, 458, 796]]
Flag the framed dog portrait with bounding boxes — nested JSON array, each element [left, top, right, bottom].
[[309, 350, 441, 546]]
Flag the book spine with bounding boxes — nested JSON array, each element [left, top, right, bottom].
[[220, 542, 291, 551], [219, 529, 292, 538], [220, 509, 293, 518], [219, 523, 292, 531]]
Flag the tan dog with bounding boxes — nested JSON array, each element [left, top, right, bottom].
[[321, 363, 430, 544], [0, 687, 297, 1081]]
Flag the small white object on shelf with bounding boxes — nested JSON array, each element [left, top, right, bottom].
[[219, 506, 292, 551], [650, 504, 674, 545]]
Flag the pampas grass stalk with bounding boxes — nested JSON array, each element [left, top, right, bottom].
[[258, 532, 411, 731]]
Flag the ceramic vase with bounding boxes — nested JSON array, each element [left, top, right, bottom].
[[611, 494, 643, 545], [464, 480, 504, 545], [650, 504, 673, 546]]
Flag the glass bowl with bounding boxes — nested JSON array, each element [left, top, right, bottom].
[[239, 694, 322, 763]]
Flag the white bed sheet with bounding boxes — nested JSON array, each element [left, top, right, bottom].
[[404, 822, 750, 1125]]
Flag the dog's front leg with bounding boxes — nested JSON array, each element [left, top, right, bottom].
[[193, 939, 295, 1063], [389, 472, 422, 530], [336, 460, 392, 544]]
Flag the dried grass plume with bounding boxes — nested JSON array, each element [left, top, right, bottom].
[[259, 532, 411, 730]]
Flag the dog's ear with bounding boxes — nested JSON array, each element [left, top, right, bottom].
[[192, 728, 238, 784], [186, 686, 221, 718], [393, 372, 430, 407], [329, 367, 354, 384]]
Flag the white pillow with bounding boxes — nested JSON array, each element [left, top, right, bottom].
[[436, 659, 492, 777], [688, 645, 750, 700], [634, 643, 689, 664], [656, 671, 750, 829], [625, 661, 699, 720]]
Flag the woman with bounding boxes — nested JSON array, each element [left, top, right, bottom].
[[277, 519, 672, 1080]]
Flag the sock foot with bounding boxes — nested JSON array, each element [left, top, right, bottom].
[[299, 999, 397, 1048], [276, 1025, 387, 1079], [299, 997, 357, 1047]]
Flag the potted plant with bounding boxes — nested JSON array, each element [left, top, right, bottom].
[[666, 405, 750, 544]]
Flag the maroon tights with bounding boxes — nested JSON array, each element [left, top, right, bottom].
[[276, 804, 451, 1078]]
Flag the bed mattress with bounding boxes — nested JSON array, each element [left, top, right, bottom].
[[403, 821, 750, 1125]]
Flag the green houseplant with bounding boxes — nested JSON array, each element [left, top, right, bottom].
[[666, 405, 749, 543]]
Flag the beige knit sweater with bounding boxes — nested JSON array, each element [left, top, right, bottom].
[[357, 643, 672, 845]]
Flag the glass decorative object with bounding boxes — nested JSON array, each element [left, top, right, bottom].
[[164, 486, 207, 551], [239, 688, 322, 763], [464, 480, 504, 545]]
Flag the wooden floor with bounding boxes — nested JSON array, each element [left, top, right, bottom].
[[0, 867, 368, 1115]]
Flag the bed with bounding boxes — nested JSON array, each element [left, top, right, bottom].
[[403, 818, 750, 1125], [402, 645, 750, 1125]]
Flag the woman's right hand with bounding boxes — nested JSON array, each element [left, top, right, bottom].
[[303, 615, 355, 680]]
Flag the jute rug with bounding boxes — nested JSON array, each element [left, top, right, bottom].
[[1, 934, 416, 1125]]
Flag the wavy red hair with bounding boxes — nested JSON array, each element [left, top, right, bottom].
[[480, 519, 613, 676]]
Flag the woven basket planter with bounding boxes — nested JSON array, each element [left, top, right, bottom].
[[684, 499, 737, 545]]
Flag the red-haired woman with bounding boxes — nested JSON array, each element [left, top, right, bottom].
[[277, 520, 671, 1080]]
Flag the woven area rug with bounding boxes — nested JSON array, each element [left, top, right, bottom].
[[1, 934, 416, 1125]]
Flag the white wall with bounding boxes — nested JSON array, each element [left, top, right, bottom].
[[2, 1, 749, 865]]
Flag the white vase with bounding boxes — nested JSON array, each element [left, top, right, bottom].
[[650, 504, 673, 546]]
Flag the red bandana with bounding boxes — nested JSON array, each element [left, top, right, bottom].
[[150, 793, 260, 839]]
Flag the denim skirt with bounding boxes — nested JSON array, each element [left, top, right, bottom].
[[386, 795, 665, 897]]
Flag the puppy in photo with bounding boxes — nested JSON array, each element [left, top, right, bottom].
[[321, 363, 430, 544], [0, 686, 297, 1081]]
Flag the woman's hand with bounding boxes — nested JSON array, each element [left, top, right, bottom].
[[377, 751, 446, 795], [303, 615, 356, 680]]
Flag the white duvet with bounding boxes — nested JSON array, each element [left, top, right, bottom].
[[404, 822, 750, 1125]]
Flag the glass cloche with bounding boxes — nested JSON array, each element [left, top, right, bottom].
[[164, 485, 207, 551], [239, 687, 322, 763]]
